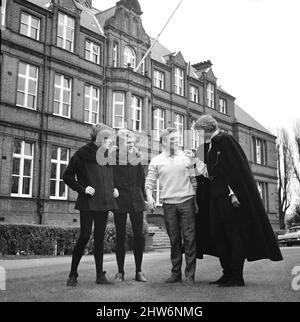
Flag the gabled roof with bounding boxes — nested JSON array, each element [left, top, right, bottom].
[[95, 6, 116, 28], [27, 0, 104, 36], [234, 103, 273, 135]]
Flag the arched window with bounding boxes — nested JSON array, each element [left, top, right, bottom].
[[124, 46, 136, 68]]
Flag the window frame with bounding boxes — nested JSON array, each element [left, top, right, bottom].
[[113, 91, 125, 129], [190, 85, 199, 103], [84, 39, 101, 65], [131, 95, 143, 132], [53, 73, 72, 119], [57, 12, 75, 52], [174, 67, 184, 96], [16, 62, 39, 110], [174, 113, 184, 147], [219, 98, 227, 114], [50, 146, 69, 200], [153, 69, 165, 90], [207, 82, 215, 109], [11, 140, 34, 198], [112, 42, 119, 67], [124, 46, 136, 68], [153, 108, 165, 141], [20, 11, 41, 41], [1, 0, 7, 27], [84, 84, 100, 125]]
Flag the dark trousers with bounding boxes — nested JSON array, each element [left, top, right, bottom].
[[209, 195, 245, 280], [163, 198, 196, 279], [114, 212, 144, 274], [69, 211, 108, 278]]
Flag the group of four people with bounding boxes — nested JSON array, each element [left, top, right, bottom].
[[63, 115, 282, 288]]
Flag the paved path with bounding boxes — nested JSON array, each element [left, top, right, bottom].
[[0, 247, 299, 302]]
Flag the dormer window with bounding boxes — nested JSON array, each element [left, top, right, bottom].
[[174, 67, 184, 96], [207, 82, 215, 108], [124, 46, 136, 68]]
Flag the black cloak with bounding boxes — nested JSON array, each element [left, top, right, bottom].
[[196, 133, 283, 262]]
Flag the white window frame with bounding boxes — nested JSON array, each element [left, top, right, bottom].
[[191, 120, 200, 150], [257, 181, 268, 210], [154, 179, 162, 206], [153, 70, 165, 90], [219, 98, 227, 114], [84, 85, 100, 125], [113, 91, 125, 129], [20, 12, 40, 40], [11, 140, 34, 198], [50, 147, 69, 200], [141, 54, 146, 75], [190, 85, 199, 103], [175, 113, 184, 147], [53, 74, 72, 118], [16, 62, 38, 110], [1, 0, 6, 27], [85, 40, 100, 64], [57, 12, 75, 52], [207, 82, 215, 108], [113, 42, 118, 67], [153, 108, 165, 141], [124, 46, 136, 68], [256, 138, 262, 164], [174, 67, 184, 96], [131, 95, 142, 132]]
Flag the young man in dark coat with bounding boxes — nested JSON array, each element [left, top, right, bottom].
[[194, 115, 283, 287], [112, 129, 147, 283], [63, 123, 119, 287]]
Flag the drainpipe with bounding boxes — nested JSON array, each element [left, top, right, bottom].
[[37, 10, 50, 225]]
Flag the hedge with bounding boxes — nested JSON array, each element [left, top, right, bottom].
[[0, 216, 149, 256]]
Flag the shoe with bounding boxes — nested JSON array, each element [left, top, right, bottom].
[[184, 277, 195, 285], [135, 272, 147, 283], [67, 276, 78, 287], [209, 275, 231, 285], [165, 275, 182, 283], [115, 273, 125, 282], [219, 278, 245, 287], [96, 271, 112, 285]]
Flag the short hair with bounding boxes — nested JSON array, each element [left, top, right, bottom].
[[160, 128, 178, 144], [90, 123, 113, 142], [194, 115, 219, 132]]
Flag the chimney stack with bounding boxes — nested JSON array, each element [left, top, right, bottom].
[[192, 60, 213, 71]]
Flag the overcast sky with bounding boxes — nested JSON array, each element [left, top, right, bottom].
[[94, 0, 300, 135]]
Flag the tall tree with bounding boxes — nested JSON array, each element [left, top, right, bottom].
[[289, 120, 300, 188], [277, 128, 293, 229]]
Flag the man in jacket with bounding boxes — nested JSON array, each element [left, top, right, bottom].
[[63, 123, 119, 287], [194, 115, 283, 287]]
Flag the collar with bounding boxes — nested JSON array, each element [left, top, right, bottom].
[[162, 149, 182, 158], [206, 129, 221, 144]]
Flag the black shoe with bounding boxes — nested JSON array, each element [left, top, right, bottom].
[[115, 273, 125, 282], [209, 275, 231, 285], [165, 275, 182, 283], [67, 276, 78, 287], [135, 272, 148, 283], [96, 271, 112, 285], [219, 278, 245, 287]]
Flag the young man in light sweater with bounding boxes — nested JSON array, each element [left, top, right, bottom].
[[145, 128, 197, 285]]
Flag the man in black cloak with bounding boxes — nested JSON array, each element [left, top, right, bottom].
[[194, 115, 283, 287]]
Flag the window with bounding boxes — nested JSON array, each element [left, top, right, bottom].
[[11, 140, 34, 197], [190, 85, 199, 103], [175, 113, 184, 147], [207, 82, 215, 108], [141, 53, 146, 75], [20, 12, 40, 40], [57, 12, 75, 52], [131, 95, 142, 132], [153, 108, 165, 141], [153, 180, 162, 206], [16, 62, 38, 110], [113, 92, 125, 129], [84, 85, 100, 125], [153, 70, 165, 90], [124, 46, 136, 68], [219, 98, 227, 114], [112, 42, 118, 67], [191, 120, 200, 150], [54, 74, 72, 118], [257, 181, 268, 210], [85, 40, 100, 64], [1, 0, 6, 27], [174, 67, 184, 96], [253, 137, 267, 165], [50, 147, 69, 200]]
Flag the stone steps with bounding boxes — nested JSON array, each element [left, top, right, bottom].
[[148, 224, 170, 249]]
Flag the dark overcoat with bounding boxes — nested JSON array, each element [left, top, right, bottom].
[[63, 143, 118, 212], [196, 133, 283, 262]]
